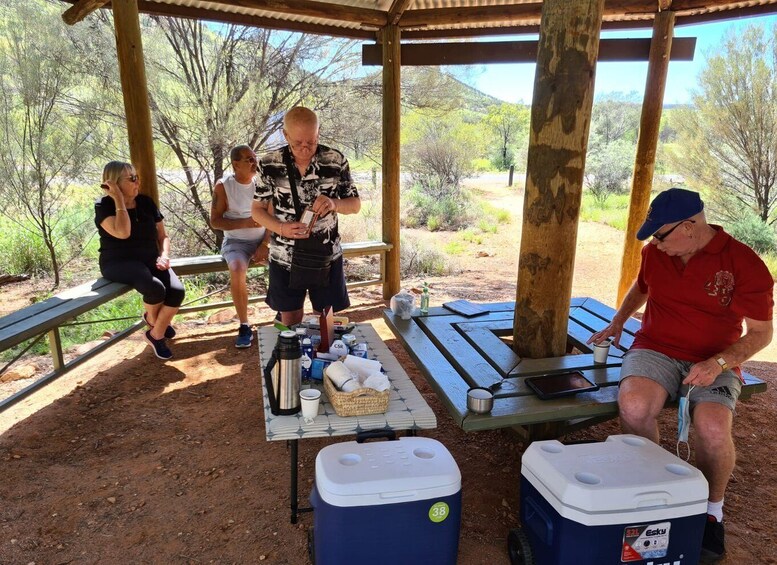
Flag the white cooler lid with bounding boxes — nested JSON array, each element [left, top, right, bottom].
[[521, 435, 709, 519], [315, 437, 461, 507]]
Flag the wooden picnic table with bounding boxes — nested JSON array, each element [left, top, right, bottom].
[[383, 297, 766, 441]]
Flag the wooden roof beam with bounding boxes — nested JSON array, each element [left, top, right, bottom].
[[362, 37, 695, 66], [62, 0, 110, 24], [388, 0, 413, 25]]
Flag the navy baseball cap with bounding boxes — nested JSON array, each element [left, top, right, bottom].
[[636, 188, 704, 241]]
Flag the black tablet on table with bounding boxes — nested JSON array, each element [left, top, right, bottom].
[[526, 371, 599, 400]]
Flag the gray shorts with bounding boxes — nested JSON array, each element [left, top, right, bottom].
[[221, 238, 261, 266], [621, 349, 741, 412]]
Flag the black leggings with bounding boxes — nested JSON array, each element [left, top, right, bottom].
[[100, 259, 185, 307]]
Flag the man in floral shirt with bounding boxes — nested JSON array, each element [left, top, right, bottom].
[[252, 107, 360, 326]]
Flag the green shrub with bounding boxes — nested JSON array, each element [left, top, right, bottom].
[[494, 209, 511, 224], [399, 235, 456, 277], [404, 187, 472, 231], [444, 240, 466, 255], [478, 200, 512, 226], [471, 158, 492, 173], [477, 219, 498, 234], [461, 229, 484, 245], [580, 193, 629, 231], [725, 211, 777, 255], [0, 228, 50, 275], [0, 204, 97, 277]]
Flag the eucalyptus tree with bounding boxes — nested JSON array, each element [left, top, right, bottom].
[[582, 92, 640, 206], [144, 18, 358, 251], [591, 91, 641, 144], [672, 24, 777, 225], [484, 102, 530, 170], [0, 0, 108, 286]]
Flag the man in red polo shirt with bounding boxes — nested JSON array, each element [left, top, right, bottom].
[[590, 188, 773, 562]]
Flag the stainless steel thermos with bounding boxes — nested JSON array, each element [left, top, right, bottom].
[[264, 330, 302, 415]]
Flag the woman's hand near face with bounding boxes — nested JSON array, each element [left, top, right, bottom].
[[101, 180, 125, 205], [99, 181, 131, 239]]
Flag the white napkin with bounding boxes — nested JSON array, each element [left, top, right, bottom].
[[363, 372, 390, 392], [343, 355, 382, 377]]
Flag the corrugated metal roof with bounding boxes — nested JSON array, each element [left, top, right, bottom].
[[74, 0, 777, 38]]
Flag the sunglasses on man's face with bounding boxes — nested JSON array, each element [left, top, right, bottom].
[[652, 219, 695, 242], [235, 156, 256, 164]]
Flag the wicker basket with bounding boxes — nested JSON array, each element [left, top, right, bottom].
[[324, 368, 390, 417]]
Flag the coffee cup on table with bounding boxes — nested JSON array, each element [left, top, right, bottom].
[[299, 389, 321, 424], [593, 339, 612, 364]]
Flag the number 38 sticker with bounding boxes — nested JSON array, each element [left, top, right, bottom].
[[428, 501, 450, 523]]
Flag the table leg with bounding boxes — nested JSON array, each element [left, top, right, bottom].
[[290, 439, 299, 524]]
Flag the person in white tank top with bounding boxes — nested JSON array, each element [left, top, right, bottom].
[[210, 145, 268, 348]]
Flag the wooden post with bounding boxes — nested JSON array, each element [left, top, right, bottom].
[[617, 11, 675, 305], [112, 0, 159, 204], [381, 24, 401, 299], [514, 0, 604, 358]]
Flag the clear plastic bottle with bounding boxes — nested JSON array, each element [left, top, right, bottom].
[[420, 282, 430, 315]]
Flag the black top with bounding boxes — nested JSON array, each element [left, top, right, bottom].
[[95, 194, 163, 262]]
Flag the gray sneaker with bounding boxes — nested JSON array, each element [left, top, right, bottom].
[[235, 324, 253, 348]]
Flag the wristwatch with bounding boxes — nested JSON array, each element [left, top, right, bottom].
[[716, 357, 729, 372]]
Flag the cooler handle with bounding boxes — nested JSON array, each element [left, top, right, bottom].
[[524, 496, 554, 546], [356, 430, 397, 443]]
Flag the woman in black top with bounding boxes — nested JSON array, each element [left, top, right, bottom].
[[95, 161, 185, 360]]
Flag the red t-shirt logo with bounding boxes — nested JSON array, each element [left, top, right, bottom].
[[705, 270, 734, 306]]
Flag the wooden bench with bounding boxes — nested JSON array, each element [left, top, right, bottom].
[[0, 240, 392, 410], [382, 297, 766, 440]]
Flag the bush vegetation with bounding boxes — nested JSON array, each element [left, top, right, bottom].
[[399, 235, 457, 278], [725, 208, 777, 254]]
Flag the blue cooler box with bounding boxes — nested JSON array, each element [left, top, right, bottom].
[[520, 435, 708, 565], [310, 437, 461, 565]]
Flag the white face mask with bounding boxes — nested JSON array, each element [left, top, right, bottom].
[[676, 385, 695, 460]]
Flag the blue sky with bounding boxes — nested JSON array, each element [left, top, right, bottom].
[[469, 15, 777, 104]]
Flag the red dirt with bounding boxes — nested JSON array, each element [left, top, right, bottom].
[[1, 187, 775, 564]]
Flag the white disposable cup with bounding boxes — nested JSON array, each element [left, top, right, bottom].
[[300, 389, 321, 423], [593, 340, 611, 364]]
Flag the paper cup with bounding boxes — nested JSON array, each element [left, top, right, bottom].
[[300, 388, 321, 423], [593, 340, 611, 364]]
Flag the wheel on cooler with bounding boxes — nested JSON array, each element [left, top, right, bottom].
[[507, 527, 534, 565]]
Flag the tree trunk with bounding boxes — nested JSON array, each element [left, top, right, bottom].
[[43, 229, 60, 288], [514, 0, 604, 358], [617, 11, 675, 306]]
